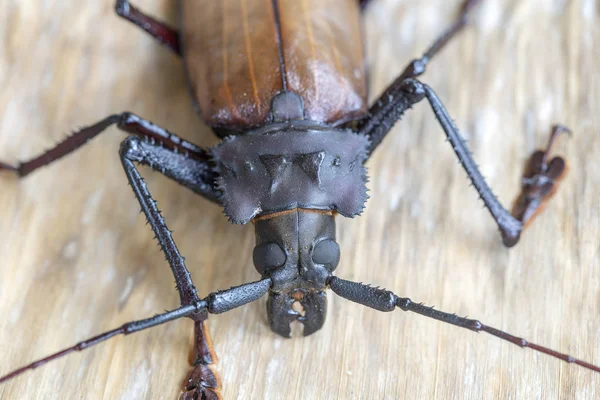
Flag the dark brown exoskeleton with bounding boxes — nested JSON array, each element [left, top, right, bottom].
[[0, 0, 597, 398], [511, 125, 570, 228]]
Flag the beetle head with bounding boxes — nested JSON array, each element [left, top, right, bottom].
[[253, 209, 339, 337]]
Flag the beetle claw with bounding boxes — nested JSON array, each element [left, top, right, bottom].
[[512, 126, 570, 228], [180, 364, 221, 400]]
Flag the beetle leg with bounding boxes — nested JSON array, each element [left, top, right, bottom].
[[399, 0, 482, 81], [181, 320, 222, 400], [414, 80, 523, 246], [357, 76, 427, 156], [358, 0, 483, 154], [329, 276, 600, 374], [120, 137, 203, 307], [511, 125, 570, 227], [120, 139, 227, 398], [361, 79, 523, 246], [0, 112, 221, 203], [119, 135, 221, 203], [114, 0, 181, 56]]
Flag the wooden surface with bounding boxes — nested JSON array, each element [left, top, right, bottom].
[[1, 0, 599, 398]]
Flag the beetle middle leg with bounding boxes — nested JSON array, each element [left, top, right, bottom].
[[0, 112, 220, 203], [328, 276, 600, 373], [358, 0, 481, 153], [397, 0, 482, 81]]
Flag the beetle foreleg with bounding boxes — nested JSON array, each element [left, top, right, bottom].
[[416, 80, 523, 246], [361, 77, 526, 246], [115, 0, 181, 56], [329, 277, 600, 374], [120, 135, 220, 204], [121, 143, 268, 398], [120, 139, 203, 306]]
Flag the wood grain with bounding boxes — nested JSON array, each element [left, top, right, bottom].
[[1, 0, 599, 398]]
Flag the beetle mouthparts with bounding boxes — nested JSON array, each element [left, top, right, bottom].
[[266, 290, 327, 337]]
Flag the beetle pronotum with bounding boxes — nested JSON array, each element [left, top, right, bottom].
[[1, 0, 599, 398]]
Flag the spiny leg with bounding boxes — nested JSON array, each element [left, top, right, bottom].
[[120, 137, 223, 398], [398, 0, 482, 81], [329, 277, 600, 373], [0, 138, 270, 389], [512, 125, 570, 227], [0, 112, 220, 203], [181, 321, 221, 400], [416, 81, 523, 246], [114, 0, 181, 55], [358, 0, 565, 246], [358, 0, 482, 154], [359, 78, 522, 246], [121, 138, 205, 306]]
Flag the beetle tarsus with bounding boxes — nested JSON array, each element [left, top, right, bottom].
[[511, 125, 570, 228], [181, 320, 222, 400], [181, 364, 221, 400]]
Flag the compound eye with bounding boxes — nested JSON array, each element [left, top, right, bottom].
[[253, 242, 286, 275], [312, 239, 340, 270]]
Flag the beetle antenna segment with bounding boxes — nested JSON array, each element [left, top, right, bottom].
[[0, 304, 199, 384], [0, 279, 271, 384], [329, 277, 600, 373]]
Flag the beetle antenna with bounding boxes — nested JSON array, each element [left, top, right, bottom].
[[0, 278, 271, 384], [0, 304, 199, 384], [329, 277, 600, 373]]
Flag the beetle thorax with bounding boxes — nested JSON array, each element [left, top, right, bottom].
[[210, 123, 370, 224], [253, 209, 340, 337]]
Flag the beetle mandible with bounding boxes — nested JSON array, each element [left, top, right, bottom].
[[1, 0, 599, 398]]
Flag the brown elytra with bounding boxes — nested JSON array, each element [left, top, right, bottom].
[[181, 0, 367, 129]]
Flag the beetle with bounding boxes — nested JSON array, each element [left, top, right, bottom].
[[1, 0, 600, 398]]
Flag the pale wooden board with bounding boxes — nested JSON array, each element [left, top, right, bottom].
[[1, 0, 599, 399]]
